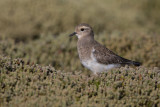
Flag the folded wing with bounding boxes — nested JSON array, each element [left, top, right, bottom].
[[93, 41, 141, 66]]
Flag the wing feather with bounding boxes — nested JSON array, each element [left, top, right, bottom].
[[93, 41, 131, 65]]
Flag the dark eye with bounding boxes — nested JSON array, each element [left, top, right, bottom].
[[81, 28, 84, 31]]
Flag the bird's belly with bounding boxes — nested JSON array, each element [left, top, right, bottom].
[[81, 60, 120, 74]]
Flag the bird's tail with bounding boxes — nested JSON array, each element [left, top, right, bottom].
[[122, 58, 142, 66], [131, 61, 141, 66], [121, 57, 142, 66]]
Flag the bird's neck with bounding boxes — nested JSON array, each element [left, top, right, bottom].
[[78, 36, 94, 46], [77, 36, 95, 60]]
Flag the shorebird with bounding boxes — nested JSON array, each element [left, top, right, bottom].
[[69, 23, 141, 74]]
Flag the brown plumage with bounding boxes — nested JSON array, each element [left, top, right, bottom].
[[93, 41, 140, 66], [69, 23, 141, 73]]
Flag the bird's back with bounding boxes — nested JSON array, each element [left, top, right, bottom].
[[93, 40, 141, 66]]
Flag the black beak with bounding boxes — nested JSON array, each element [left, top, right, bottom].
[[69, 32, 77, 37]]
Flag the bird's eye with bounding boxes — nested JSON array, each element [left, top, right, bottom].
[[81, 28, 84, 31]]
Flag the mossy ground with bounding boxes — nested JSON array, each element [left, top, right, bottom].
[[0, 0, 160, 106]]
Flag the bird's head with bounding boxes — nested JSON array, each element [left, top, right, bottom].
[[69, 23, 94, 39]]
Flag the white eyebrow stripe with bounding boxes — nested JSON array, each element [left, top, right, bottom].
[[82, 26, 89, 29]]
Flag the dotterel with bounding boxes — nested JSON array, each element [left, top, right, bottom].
[[69, 23, 141, 74]]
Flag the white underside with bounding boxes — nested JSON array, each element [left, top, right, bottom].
[[81, 60, 120, 74], [81, 48, 120, 74]]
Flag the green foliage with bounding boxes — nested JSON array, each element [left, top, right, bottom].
[[0, 56, 160, 106]]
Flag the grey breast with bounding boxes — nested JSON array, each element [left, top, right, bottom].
[[77, 38, 94, 61]]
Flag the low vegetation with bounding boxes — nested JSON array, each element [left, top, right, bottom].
[[0, 0, 160, 106], [0, 56, 160, 106]]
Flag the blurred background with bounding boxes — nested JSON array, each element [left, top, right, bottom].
[[0, 0, 160, 72]]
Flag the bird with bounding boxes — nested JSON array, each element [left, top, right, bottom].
[[69, 23, 141, 74]]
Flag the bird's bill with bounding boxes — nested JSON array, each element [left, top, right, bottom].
[[69, 32, 77, 37]]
